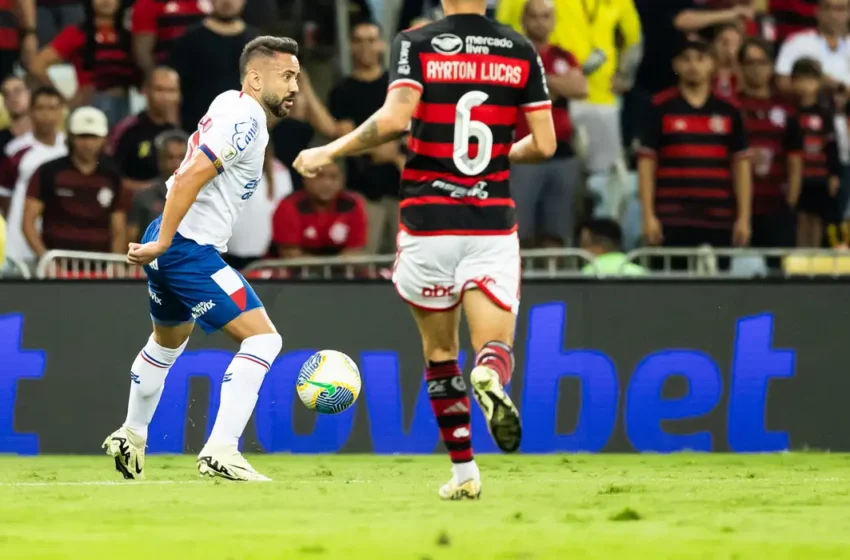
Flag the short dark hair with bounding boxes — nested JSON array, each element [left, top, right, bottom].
[[581, 219, 623, 251], [791, 58, 823, 79], [738, 36, 773, 65], [155, 129, 189, 154], [145, 65, 179, 87], [30, 85, 64, 106], [239, 36, 299, 79], [350, 19, 381, 37]]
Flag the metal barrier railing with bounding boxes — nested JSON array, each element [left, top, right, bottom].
[[1, 257, 32, 279], [31, 247, 850, 280], [624, 247, 850, 278], [36, 250, 146, 279]]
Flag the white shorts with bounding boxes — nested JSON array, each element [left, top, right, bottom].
[[392, 231, 521, 314]]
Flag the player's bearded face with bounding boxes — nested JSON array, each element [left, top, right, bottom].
[[262, 55, 300, 118]]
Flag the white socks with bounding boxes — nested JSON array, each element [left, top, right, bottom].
[[206, 333, 282, 449], [453, 460, 480, 483], [124, 335, 188, 438]]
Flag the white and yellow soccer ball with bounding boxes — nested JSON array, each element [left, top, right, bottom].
[[296, 350, 362, 414]]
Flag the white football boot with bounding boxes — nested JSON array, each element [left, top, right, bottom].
[[470, 365, 522, 453], [438, 477, 482, 500], [197, 445, 271, 482], [103, 426, 146, 480]]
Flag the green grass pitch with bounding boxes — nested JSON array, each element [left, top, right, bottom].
[[1, 454, 849, 559]]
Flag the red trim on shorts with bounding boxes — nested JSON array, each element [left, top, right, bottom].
[[462, 279, 514, 313], [398, 223, 518, 236]]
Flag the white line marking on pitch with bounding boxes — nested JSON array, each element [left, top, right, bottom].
[[0, 480, 206, 487]]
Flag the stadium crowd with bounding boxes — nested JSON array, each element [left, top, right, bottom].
[[0, 0, 848, 277]]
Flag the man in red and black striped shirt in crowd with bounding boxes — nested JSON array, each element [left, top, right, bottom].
[[638, 38, 752, 263], [131, 0, 209, 76], [738, 37, 803, 250], [294, 2, 556, 499]]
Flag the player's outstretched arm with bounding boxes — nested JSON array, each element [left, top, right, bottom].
[[127, 151, 219, 265], [509, 109, 556, 164], [293, 86, 420, 176]]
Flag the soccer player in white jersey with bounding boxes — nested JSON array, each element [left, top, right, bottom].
[[102, 36, 300, 482]]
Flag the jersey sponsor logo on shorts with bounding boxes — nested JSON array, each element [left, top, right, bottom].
[[465, 36, 513, 54], [191, 300, 216, 319], [398, 40, 411, 75], [148, 288, 162, 305], [431, 33, 463, 55], [211, 266, 248, 310], [232, 118, 260, 152], [421, 284, 455, 298], [432, 179, 490, 199], [242, 177, 260, 201]]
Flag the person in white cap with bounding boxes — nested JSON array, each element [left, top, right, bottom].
[[22, 106, 128, 259]]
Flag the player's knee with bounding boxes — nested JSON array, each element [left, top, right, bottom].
[[240, 332, 283, 369]]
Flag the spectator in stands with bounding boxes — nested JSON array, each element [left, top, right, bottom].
[[0, 86, 66, 264], [108, 66, 180, 193], [329, 20, 401, 254], [0, 76, 30, 157], [271, 69, 352, 190], [634, 0, 754, 96], [37, 0, 84, 47], [637, 39, 751, 268], [776, 0, 850, 93], [126, 128, 186, 243], [0, 0, 37, 79], [132, 0, 208, 77], [713, 22, 743, 99], [514, 0, 586, 248], [771, 0, 819, 44], [272, 161, 367, 258], [738, 37, 803, 252], [499, 0, 642, 218], [580, 218, 648, 275], [170, 0, 258, 133], [22, 106, 127, 257], [791, 58, 841, 246], [30, 0, 138, 126]]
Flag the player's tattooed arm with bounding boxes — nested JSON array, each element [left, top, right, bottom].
[[325, 85, 420, 158]]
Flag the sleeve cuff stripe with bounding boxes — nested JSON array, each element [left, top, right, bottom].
[[388, 79, 423, 93], [199, 144, 224, 174]]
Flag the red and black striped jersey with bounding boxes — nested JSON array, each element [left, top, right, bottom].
[[769, 0, 818, 44], [132, 0, 208, 63], [637, 88, 749, 230], [388, 14, 551, 236], [738, 93, 803, 215], [795, 105, 841, 183]]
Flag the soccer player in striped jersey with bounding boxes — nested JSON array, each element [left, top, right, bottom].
[[103, 36, 300, 482], [295, 0, 556, 500]]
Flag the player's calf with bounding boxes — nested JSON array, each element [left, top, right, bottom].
[[105, 330, 190, 479], [426, 359, 479, 483]]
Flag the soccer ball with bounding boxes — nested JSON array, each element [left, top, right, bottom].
[[296, 350, 362, 414]]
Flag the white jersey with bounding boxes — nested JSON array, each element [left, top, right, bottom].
[[171, 90, 269, 252]]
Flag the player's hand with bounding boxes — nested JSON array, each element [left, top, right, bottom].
[[829, 176, 841, 197], [733, 217, 751, 247], [127, 241, 167, 266], [733, 3, 756, 19], [643, 213, 663, 245], [293, 147, 333, 178]]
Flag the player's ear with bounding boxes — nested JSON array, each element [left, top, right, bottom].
[[246, 67, 263, 93]]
